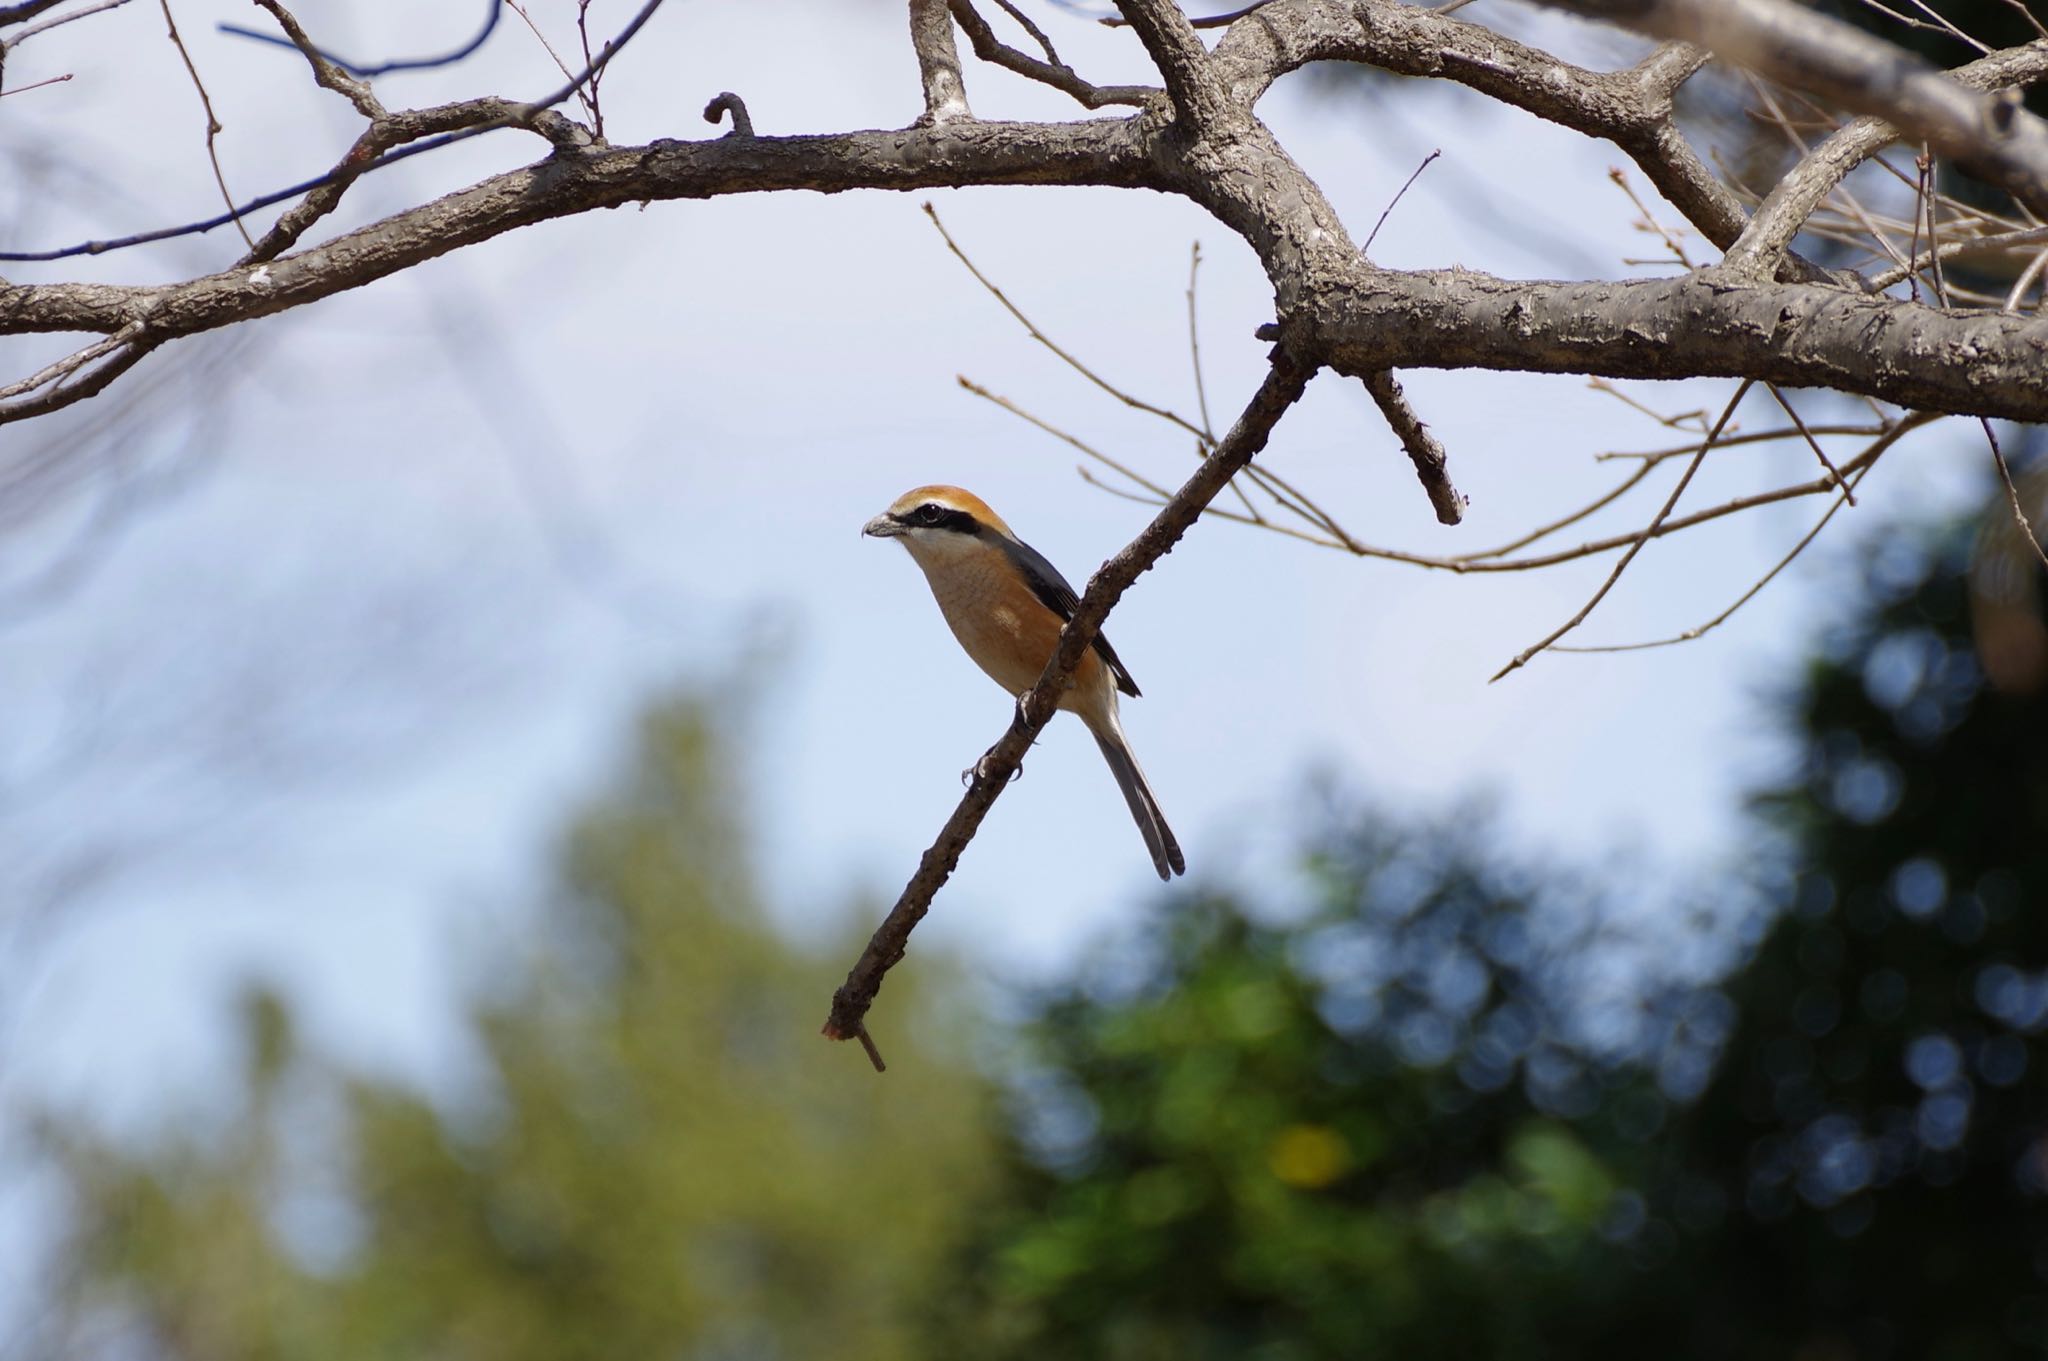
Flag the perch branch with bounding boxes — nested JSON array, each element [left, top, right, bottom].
[[822, 349, 1315, 1068]]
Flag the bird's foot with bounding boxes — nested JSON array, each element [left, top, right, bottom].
[[961, 752, 1025, 786]]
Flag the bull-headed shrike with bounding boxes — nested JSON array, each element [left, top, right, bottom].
[[863, 484, 1185, 880]]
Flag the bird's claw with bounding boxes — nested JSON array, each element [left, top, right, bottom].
[[961, 754, 1025, 786]]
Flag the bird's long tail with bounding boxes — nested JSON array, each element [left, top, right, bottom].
[[1087, 710, 1185, 881]]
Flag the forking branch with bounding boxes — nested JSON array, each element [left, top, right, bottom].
[[5, 0, 2048, 1061]]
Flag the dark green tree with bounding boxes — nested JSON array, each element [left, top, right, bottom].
[[1649, 512, 2048, 1360], [935, 808, 1700, 1361], [941, 496, 2048, 1361], [39, 698, 995, 1361]]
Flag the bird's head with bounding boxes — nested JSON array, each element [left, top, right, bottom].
[[863, 485, 1015, 554]]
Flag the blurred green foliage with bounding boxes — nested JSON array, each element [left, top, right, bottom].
[[40, 701, 994, 1361], [36, 491, 2048, 1361], [938, 508, 2048, 1361]]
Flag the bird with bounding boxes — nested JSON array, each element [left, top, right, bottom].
[[863, 484, 1185, 880]]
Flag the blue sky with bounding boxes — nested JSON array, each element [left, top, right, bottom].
[[0, 0, 1986, 1333]]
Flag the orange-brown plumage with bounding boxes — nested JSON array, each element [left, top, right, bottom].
[[863, 485, 1183, 878]]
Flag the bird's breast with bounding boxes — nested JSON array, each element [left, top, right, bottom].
[[916, 551, 1101, 705]]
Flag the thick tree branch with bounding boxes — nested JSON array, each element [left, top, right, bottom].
[[8, 116, 2048, 427], [1543, 0, 2048, 218], [0, 121, 1159, 335], [909, 0, 973, 124], [1726, 38, 2048, 277], [1207, 0, 1838, 280], [1289, 264, 2048, 421], [1114, 0, 1237, 136], [822, 349, 1316, 1069]]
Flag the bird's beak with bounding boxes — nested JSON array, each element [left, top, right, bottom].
[[862, 512, 906, 539]]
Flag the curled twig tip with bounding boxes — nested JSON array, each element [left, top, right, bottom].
[[702, 90, 753, 137]]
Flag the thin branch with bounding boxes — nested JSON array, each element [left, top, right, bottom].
[[923, 201, 1211, 443], [0, 340, 158, 425], [1724, 37, 2048, 276], [991, 0, 1062, 63], [159, 0, 253, 250], [2003, 246, 2048, 311], [1491, 380, 1754, 681], [1540, 0, 2048, 219], [1186, 241, 1215, 440], [1554, 412, 1935, 652], [1596, 423, 1887, 463], [0, 0, 131, 49], [574, 0, 605, 140], [948, 0, 1154, 108], [1361, 147, 1440, 256], [245, 0, 385, 119], [1983, 417, 2048, 571], [506, 1, 585, 111], [823, 350, 1316, 1067], [1102, 1, 1280, 28], [0, 69, 67, 95], [960, 375, 1177, 502], [1460, 462, 1659, 560], [0, 0, 65, 25], [1920, 149, 1954, 306], [1865, 222, 2048, 293], [0, 0, 663, 264], [0, 323, 143, 403], [219, 0, 502, 78], [1763, 382, 1852, 503], [1554, 473, 1861, 653]]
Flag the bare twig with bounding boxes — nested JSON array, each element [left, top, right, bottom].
[[823, 351, 1316, 1067], [1983, 418, 2048, 571], [960, 376, 1176, 502], [1362, 148, 1440, 256], [1865, 222, 2048, 293], [220, 0, 501, 78], [1541, 0, 2048, 219], [1764, 383, 1853, 503], [0, 0, 66, 26], [0, 69, 67, 95], [1724, 37, 2048, 276], [948, 0, 1154, 108], [574, 0, 605, 140], [1596, 424, 1888, 462], [0, 0, 131, 49], [1610, 164, 1695, 268], [159, 0, 253, 250], [0, 323, 144, 404], [2004, 246, 2048, 311], [246, 0, 385, 119], [992, 0, 1062, 63], [0, 0, 664, 265], [923, 202, 1211, 444], [1102, 1, 1278, 28], [506, 1, 589, 121], [1186, 241, 1215, 439], [1491, 380, 1754, 681], [1554, 412, 1935, 652], [703, 91, 753, 137]]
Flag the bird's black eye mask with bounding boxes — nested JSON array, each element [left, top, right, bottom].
[[910, 503, 981, 535]]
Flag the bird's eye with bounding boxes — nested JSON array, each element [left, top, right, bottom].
[[917, 503, 944, 525]]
